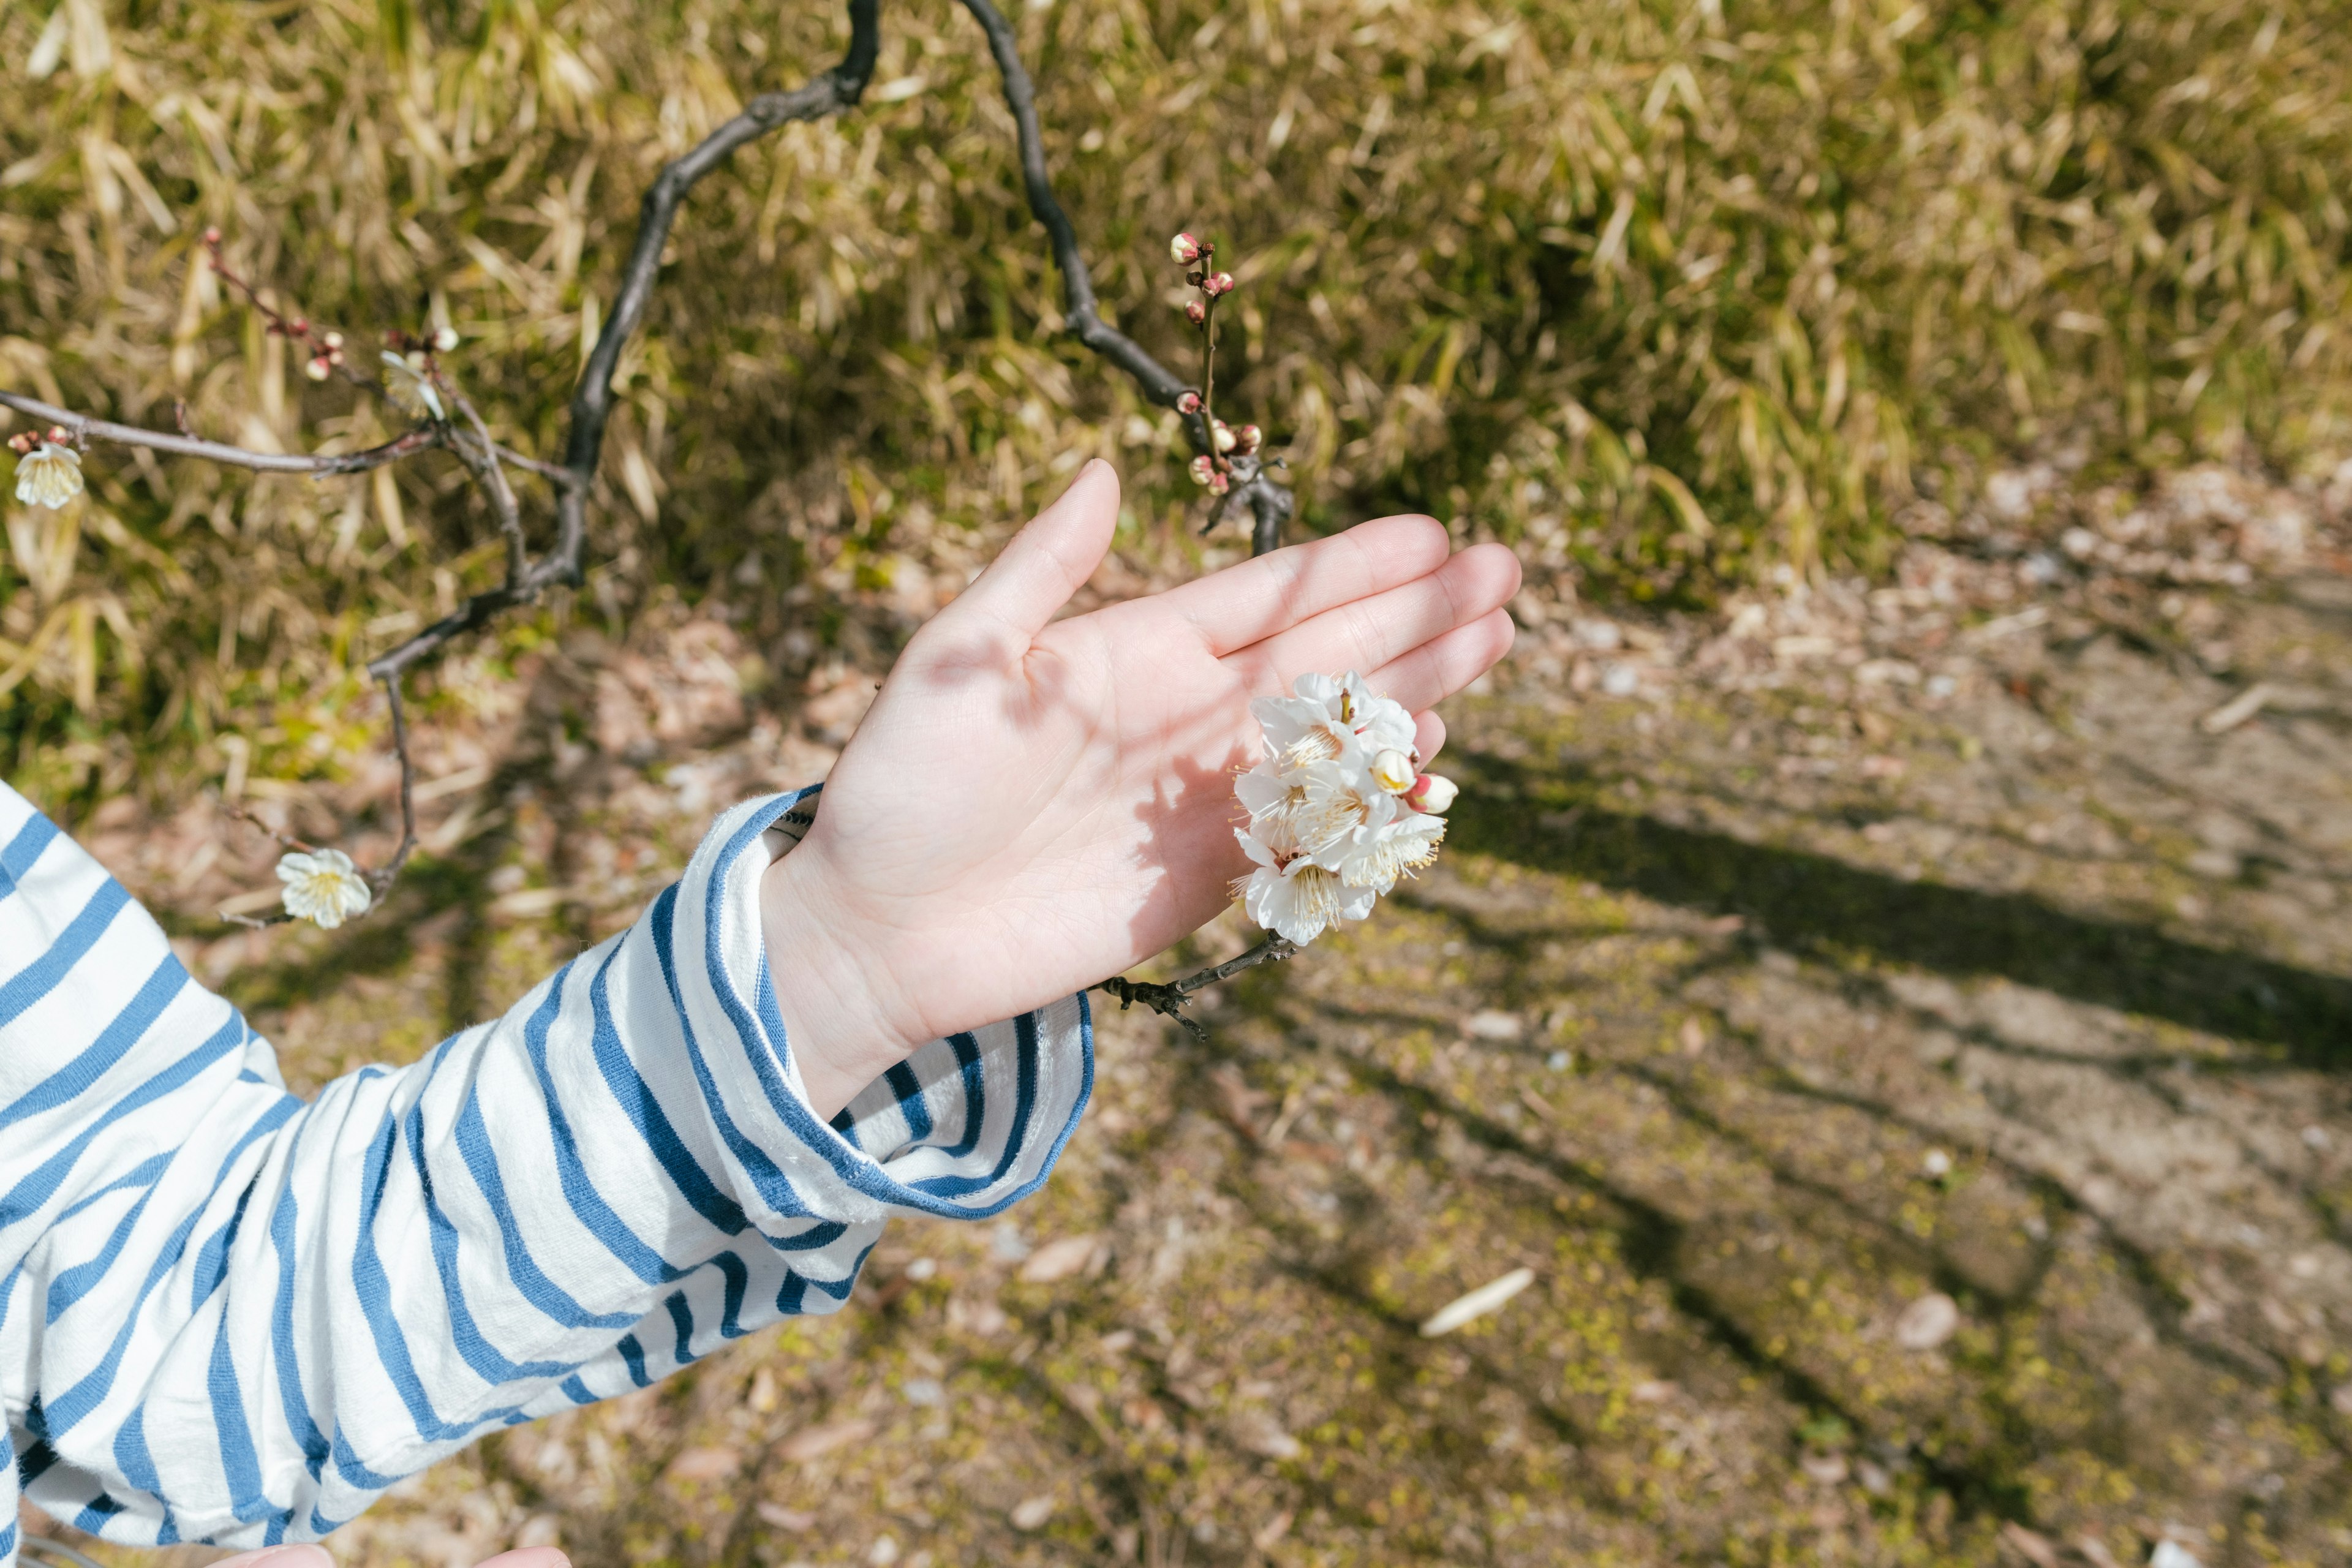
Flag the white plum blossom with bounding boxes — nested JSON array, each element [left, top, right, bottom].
[[1231, 670, 1459, 946], [277, 848, 374, 928], [381, 350, 445, 421], [1235, 827, 1376, 945], [1368, 748, 1416, 794], [13, 441, 83, 509]]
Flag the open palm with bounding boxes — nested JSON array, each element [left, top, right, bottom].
[[763, 461, 1519, 1113]]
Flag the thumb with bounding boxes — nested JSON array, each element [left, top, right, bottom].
[[939, 458, 1119, 654]]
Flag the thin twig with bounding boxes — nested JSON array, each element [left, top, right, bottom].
[[1096, 935, 1300, 1039], [448, 388, 527, 582], [953, 0, 1294, 556], [0, 388, 441, 476]]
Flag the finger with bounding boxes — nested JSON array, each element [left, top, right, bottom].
[[473, 1551, 571, 1568], [1365, 608, 1517, 714], [1150, 513, 1452, 657], [1414, 709, 1447, 767], [1231, 541, 1519, 690], [931, 459, 1119, 654], [209, 1549, 333, 1568]]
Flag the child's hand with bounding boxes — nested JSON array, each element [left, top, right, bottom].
[[763, 460, 1519, 1114]]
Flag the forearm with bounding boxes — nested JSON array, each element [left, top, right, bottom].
[[0, 785, 1091, 1551]]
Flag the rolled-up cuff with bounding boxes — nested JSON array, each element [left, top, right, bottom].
[[669, 787, 1093, 1227]]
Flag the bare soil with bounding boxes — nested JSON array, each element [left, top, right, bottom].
[[28, 467, 2352, 1568]]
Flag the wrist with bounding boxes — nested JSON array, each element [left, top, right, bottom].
[[756, 840, 925, 1121]]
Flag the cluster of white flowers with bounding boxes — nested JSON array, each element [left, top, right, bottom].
[[1232, 671, 1460, 946], [277, 848, 374, 929], [9, 426, 84, 509]]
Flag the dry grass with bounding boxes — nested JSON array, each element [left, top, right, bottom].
[[4, 0, 2351, 812]]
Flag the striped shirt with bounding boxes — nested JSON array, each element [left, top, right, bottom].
[[0, 782, 1092, 1563]]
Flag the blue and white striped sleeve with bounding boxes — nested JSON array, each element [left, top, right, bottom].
[[0, 781, 1092, 1562]]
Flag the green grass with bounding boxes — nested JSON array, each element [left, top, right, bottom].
[[3, 0, 2349, 805]]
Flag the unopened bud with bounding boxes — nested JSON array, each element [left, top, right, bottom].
[[1406, 774, 1459, 814], [1188, 454, 1216, 486], [305, 355, 332, 382], [1233, 423, 1262, 454], [202, 225, 222, 246], [1169, 232, 1202, 265], [327, 347, 345, 366], [1370, 749, 1417, 794], [47, 426, 69, 444], [322, 330, 344, 350], [1184, 298, 1207, 326], [1177, 390, 1202, 415], [290, 316, 309, 336], [1213, 419, 1237, 453], [7, 433, 32, 455], [1206, 470, 1231, 495], [1203, 271, 1235, 296], [432, 326, 459, 353]]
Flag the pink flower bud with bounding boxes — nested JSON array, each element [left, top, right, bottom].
[[1206, 470, 1231, 496], [1169, 233, 1202, 265], [202, 225, 222, 246], [1203, 271, 1235, 296], [1213, 420, 1237, 454], [1177, 390, 1203, 415], [323, 330, 344, 350], [304, 355, 332, 382], [1406, 774, 1459, 814], [432, 327, 459, 353], [7, 433, 32, 455], [47, 426, 69, 444], [290, 316, 309, 336], [1184, 299, 1207, 326], [1188, 454, 1216, 486], [1233, 423, 1262, 454]]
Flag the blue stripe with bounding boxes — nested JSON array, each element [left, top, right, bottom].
[[268, 1118, 333, 1478], [402, 1047, 582, 1385], [617, 1333, 651, 1388], [519, 959, 688, 1286], [0, 878, 129, 1028], [0, 953, 187, 1134], [450, 1083, 635, 1330], [559, 1375, 597, 1405], [583, 925, 750, 1235], [884, 1060, 934, 1142], [664, 1290, 695, 1364], [938, 1034, 987, 1158], [113, 1408, 178, 1544], [647, 886, 818, 1222], [53, 1150, 170, 1223], [910, 1010, 1043, 1198], [73, 1491, 126, 1534], [347, 1106, 532, 1442], [0, 1012, 245, 1232], [48, 1181, 162, 1320], [0, 810, 58, 897], [45, 1090, 291, 1434]]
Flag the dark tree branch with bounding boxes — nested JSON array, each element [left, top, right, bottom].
[[374, 673, 420, 891], [369, 0, 882, 688], [1096, 935, 1300, 1039], [952, 0, 1294, 556]]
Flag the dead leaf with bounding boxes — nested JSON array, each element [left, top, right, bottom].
[[1009, 1495, 1057, 1530], [1420, 1267, 1537, 1336], [756, 1503, 816, 1531], [1019, 1233, 1101, 1284], [1227, 1409, 1302, 1460], [1999, 1521, 2060, 1568], [666, 1446, 741, 1483], [778, 1419, 875, 1463]]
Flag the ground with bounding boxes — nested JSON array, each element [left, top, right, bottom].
[[22, 464, 2352, 1568]]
